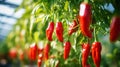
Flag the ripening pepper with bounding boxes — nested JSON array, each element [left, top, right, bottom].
[[63, 41, 71, 60], [79, 2, 92, 38], [69, 20, 78, 35], [44, 43, 50, 60], [82, 43, 91, 67], [92, 42, 102, 67], [110, 15, 120, 42], [56, 22, 64, 42], [46, 22, 54, 41]]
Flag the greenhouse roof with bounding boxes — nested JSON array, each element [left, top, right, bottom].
[[0, 0, 24, 41]]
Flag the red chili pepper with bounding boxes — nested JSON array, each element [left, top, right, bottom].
[[46, 22, 54, 41], [29, 43, 38, 61], [92, 42, 102, 67], [79, 2, 92, 38], [69, 20, 78, 35], [9, 48, 17, 59], [63, 41, 71, 60], [110, 16, 120, 42], [38, 53, 43, 67], [44, 43, 50, 60], [56, 22, 64, 42], [82, 43, 91, 67]]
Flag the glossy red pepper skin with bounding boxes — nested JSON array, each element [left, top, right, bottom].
[[92, 42, 102, 67], [110, 16, 120, 42], [82, 43, 91, 67], [79, 2, 92, 38], [46, 22, 54, 41], [44, 43, 50, 60], [63, 41, 71, 60], [69, 20, 78, 35], [29, 43, 38, 61], [56, 22, 64, 42]]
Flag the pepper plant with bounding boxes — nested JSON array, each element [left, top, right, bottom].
[[3, 0, 120, 67]]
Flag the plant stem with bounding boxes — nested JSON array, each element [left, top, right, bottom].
[[94, 27, 97, 42]]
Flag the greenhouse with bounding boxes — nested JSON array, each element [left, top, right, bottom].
[[0, 0, 120, 67]]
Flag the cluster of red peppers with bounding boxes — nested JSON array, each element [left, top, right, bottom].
[[63, 20, 79, 60], [78, 1, 120, 67], [46, 21, 72, 61], [45, 21, 63, 62], [46, 22, 64, 42], [40, 1, 106, 66], [81, 42, 102, 67], [9, 0, 120, 67], [78, 2, 102, 67], [45, 21, 71, 66], [45, 20, 79, 61]]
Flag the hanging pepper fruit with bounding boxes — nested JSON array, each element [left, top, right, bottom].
[[56, 22, 64, 42], [69, 20, 79, 35], [92, 42, 102, 67], [46, 22, 54, 41], [44, 43, 50, 61], [63, 41, 71, 60], [29, 43, 38, 61], [38, 53, 43, 67], [82, 43, 91, 67], [79, 2, 92, 38], [9, 48, 17, 59], [110, 15, 120, 42]]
